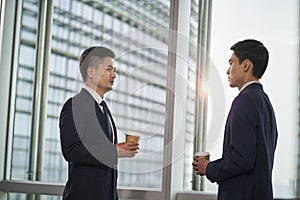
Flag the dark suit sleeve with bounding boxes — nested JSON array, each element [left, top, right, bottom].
[[206, 94, 257, 183], [59, 98, 117, 167]]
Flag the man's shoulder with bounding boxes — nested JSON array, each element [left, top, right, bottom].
[[232, 90, 260, 114], [240, 83, 264, 95], [63, 89, 91, 104], [61, 89, 97, 114], [237, 84, 265, 101], [61, 89, 85, 109], [73, 88, 95, 105], [61, 97, 72, 109]]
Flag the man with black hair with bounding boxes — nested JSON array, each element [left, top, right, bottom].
[[193, 39, 278, 200], [60, 46, 139, 200]]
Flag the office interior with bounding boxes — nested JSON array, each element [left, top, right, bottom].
[[0, 0, 299, 199]]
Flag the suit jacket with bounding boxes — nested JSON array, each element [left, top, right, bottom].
[[59, 88, 118, 200], [206, 83, 278, 200]]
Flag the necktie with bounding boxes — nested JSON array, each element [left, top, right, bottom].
[[100, 100, 113, 142], [100, 101, 117, 200]]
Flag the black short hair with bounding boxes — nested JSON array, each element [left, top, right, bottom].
[[79, 46, 115, 82], [230, 39, 269, 78]]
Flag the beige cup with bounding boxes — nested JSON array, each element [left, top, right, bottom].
[[125, 133, 140, 143], [194, 152, 210, 161]]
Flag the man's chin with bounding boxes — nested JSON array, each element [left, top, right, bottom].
[[229, 83, 236, 88]]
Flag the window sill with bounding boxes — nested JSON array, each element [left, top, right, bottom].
[[176, 191, 299, 200]]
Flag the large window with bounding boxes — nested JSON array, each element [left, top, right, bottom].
[[1, 0, 208, 199], [10, 0, 172, 191], [2, 0, 298, 200]]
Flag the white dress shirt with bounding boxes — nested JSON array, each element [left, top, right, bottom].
[[83, 85, 115, 142], [239, 80, 261, 93]]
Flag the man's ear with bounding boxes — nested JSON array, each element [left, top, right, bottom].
[[87, 67, 95, 79], [243, 59, 252, 72]]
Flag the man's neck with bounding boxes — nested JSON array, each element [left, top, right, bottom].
[[239, 80, 260, 92], [85, 82, 105, 99]]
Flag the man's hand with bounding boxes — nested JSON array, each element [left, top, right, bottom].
[[192, 157, 209, 176], [116, 142, 139, 158]]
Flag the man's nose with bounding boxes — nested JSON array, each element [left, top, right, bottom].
[[226, 67, 230, 74], [111, 70, 116, 78]]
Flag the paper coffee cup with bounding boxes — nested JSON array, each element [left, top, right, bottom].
[[194, 152, 210, 161], [125, 132, 140, 143]]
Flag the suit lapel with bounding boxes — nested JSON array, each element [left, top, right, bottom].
[[94, 101, 111, 140], [107, 107, 118, 144], [79, 88, 112, 140]]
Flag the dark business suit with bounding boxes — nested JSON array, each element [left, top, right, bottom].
[[60, 88, 118, 200], [206, 83, 278, 200]]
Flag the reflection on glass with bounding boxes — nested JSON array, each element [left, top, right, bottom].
[[10, 0, 202, 192], [11, 0, 174, 190]]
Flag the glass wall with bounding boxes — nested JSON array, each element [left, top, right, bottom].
[[10, 0, 172, 190], [2, 0, 298, 199], [5, 1, 204, 199], [10, 0, 37, 180]]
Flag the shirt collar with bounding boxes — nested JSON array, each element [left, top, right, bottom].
[[83, 85, 103, 104], [239, 80, 261, 93]]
